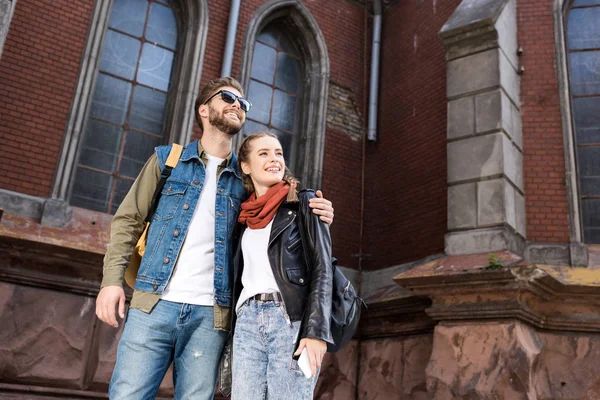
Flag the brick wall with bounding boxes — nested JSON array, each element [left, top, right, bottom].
[[361, 0, 460, 270], [217, 0, 367, 268], [0, 0, 94, 197], [517, 0, 570, 243]]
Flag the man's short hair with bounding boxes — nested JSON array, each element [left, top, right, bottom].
[[194, 77, 245, 131]]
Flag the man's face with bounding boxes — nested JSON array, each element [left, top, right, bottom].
[[204, 86, 246, 135]]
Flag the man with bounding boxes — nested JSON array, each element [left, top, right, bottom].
[[95, 77, 334, 399]]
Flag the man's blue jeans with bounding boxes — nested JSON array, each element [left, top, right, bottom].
[[109, 300, 228, 400], [231, 299, 319, 400]]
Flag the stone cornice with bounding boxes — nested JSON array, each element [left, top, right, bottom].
[[0, 235, 116, 298], [393, 253, 600, 333]]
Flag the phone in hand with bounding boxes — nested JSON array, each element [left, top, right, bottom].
[[298, 348, 312, 379]]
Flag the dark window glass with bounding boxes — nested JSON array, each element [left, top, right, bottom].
[[242, 119, 269, 137], [271, 90, 297, 132], [248, 80, 273, 124], [246, 22, 303, 174], [572, 97, 600, 144], [257, 26, 278, 47], [99, 30, 141, 80], [138, 43, 175, 91], [569, 51, 600, 96], [79, 120, 123, 171], [108, 0, 148, 37], [89, 74, 132, 124], [271, 128, 293, 165], [147, 2, 178, 50], [70, 168, 113, 212], [111, 178, 136, 214], [250, 42, 277, 84], [129, 86, 168, 134], [71, 0, 177, 213], [573, 0, 600, 6], [568, 2, 600, 243], [120, 130, 161, 179], [275, 53, 300, 92]]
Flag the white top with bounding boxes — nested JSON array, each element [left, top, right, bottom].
[[162, 154, 224, 305], [235, 220, 280, 312]]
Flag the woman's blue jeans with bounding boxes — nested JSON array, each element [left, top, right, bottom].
[[109, 300, 228, 400], [231, 299, 319, 400]]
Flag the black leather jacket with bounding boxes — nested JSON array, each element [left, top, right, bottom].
[[231, 190, 334, 344]]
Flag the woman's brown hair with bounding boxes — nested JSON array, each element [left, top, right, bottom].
[[238, 131, 298, 202]]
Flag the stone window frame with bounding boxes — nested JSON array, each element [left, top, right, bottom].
[[235, 0, 330, 189], [553, 0, 585, 244], [52, 0, 209, 202], [0, 0, 16, 59]]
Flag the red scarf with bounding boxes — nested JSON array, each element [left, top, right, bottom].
[[238, 181, 291, 229]]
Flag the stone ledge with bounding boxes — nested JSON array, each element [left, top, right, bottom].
[[393, 253, 600, 333], [0, 235, 108, 297], [445, 225, 526, 255], [358, 294, 435, 339], [440, 0, 509, 40]]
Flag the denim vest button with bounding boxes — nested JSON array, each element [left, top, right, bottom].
[[153, 285, 158, 291], [173, 230, 179, 236], [183, 203, 189, 210], [164, 257, 170, 263], [193, 179, 199, 185]]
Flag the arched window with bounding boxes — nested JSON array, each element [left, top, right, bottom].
[[244, 22, 302, 168], [567, 0, 600, 242], [238, 1, 329, 189], [69, 0, 177, 213], [52, 0, 208, 215]]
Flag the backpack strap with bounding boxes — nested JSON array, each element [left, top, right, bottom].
[[145, 143, 183, 223]]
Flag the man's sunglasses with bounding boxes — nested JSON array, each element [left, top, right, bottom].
[[205, 90, 252, 113]]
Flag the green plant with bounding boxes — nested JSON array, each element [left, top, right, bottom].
[[487, 253, 504, 270]]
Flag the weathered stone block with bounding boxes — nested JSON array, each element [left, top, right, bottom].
[[445, 226, 525, 255], [478, 178, 506, 226], [448, 183, 477, 230], [503, 135, 523, 190], [448, 96, 475, 140], [534, 332, 600, 399], [426, 322, 541, 399], [41, 198, 73, 228], [515, 189, 526, 237], [447, 49, 500, 98], [0, 282, 94, 386], [0, 188, 44, 220], [475, 89, 522, 149], [499, 47, 520, 107], [495, 0, 519, 70], [447, 132, 504, 183], [475, 89, 502, 133], [316, 340, 358, 400], [359, 336, 432, 400]]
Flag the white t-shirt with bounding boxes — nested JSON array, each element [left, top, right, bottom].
[[161, 154, 224, 305], [235, 220, 280, 312]]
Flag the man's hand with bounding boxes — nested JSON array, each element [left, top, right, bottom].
[[96, 286, 126, 328], [293, 337, 327, 378], [310, 190, 334, 225]]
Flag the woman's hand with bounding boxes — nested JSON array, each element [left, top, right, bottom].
[[309, 190, 334, 226], [293, 337, 327, 377]]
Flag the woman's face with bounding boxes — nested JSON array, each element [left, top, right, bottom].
[[241, 136, 286, 197]]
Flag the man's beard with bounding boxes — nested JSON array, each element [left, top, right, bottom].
[[208, 105, 242, 136]]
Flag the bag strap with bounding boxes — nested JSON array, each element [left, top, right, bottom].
[[145, 143, 183, 223]]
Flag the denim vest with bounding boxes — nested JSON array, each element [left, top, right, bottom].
[[134, 140, 246, 307]]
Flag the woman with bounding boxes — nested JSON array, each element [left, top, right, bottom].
[[230, 132, 333, 399]]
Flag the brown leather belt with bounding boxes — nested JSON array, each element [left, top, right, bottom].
[[250, 292, 283, 302]]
